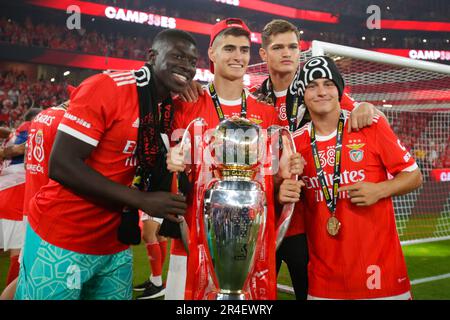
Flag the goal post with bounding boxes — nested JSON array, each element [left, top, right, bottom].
[[248, 41, 450, 245], [310, 40, 450, 74]]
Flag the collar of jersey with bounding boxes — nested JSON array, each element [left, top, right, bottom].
[[204, 84, 249, 106], [274, 89, 287, 98], [307, 110, 349, 141]]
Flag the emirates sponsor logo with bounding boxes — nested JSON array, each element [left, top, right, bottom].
[[302, 169, 366, 190], [122, 140, 137, 154], [302, 170, 366, 203]]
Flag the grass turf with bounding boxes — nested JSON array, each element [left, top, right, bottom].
[[2, 239, 450, 300]]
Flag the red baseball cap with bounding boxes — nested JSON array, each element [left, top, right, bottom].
[[209, 18, 251, 73]]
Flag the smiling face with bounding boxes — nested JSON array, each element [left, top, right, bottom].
[[208, 34, 250, 81], [150, 38, 198, 95], [304, 78, 340, 116], [259, 31, 300, 76]]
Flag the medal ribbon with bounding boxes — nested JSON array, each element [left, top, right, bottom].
[[288, 95, 300, 132], [208, 82, 247, 121], [310, 111, 345, 214], [264, 78, 299, 132]]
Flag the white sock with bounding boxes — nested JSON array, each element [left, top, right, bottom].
[[150, 275, 162, 287]]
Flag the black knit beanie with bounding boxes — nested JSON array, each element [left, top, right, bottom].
[[297, 56, 345, 101]]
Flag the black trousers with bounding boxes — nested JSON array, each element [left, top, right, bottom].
[[276, 233, 309, 300]]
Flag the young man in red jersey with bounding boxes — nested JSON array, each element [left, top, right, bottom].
[[255, 19, 386, 300], [0, 108, 41, 292], [14, 29, 198, 300], [165, 18, 284, 300], [280, 56, 422, 300], [1, 101, 68, 300]]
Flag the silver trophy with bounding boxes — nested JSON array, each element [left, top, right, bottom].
[[202, 117, 267, 300], [267, 125, 298, 250]]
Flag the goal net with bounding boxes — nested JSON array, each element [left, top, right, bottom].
[[248, 41, 450, 245]]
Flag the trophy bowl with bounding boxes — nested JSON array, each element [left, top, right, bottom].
[[211, 116, 264, 180], [202, 116, 267, 300]]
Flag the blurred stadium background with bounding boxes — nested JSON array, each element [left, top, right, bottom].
[[0, 0, 449, 299]]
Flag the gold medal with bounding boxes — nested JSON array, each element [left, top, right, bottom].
[[327, 215, 341, 236]]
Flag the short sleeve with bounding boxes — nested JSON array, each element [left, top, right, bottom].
[[58, 74, 118, 147], [341, 93, 357, 111], [375, 116, 418, 175]]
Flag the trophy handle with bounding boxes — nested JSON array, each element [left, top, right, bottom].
[[268, 125, 298, 250], [176, 118, 208, 255]]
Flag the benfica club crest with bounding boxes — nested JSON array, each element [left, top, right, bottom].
[[346, 143, 365, 162], [249, 117, 263, 125]]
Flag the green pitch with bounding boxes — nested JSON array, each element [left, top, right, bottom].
[[2, 239, 450, 300]]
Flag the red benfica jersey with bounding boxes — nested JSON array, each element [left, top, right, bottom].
[[293, 111, 417, 299], [172, 87, 280, 300], [24, 106, 66, 216], [0, 122, 30, 220], [249, 86, 357, 237], [28, 71, 140, 255]]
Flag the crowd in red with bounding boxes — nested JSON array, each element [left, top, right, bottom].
[[0, 17, 211, 69], [0, 17, 149, 61], [0, 69, 68, 128], [391, 112, 450, 170]]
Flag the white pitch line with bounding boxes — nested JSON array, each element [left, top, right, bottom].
[[277, 283, 294, 294], [411, 273, 450, 285], [277, 273, 450, 295]]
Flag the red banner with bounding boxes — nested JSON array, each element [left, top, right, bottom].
[[381, 20, 450, 32], [214, 0, 338, 24], [27, 0, 262, 43], [431, 169, 450, 182], [373, 49, 450, 62]]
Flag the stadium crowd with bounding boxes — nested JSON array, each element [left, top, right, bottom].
[[0, 69, 68, 128], [2, 0, 449, 70]]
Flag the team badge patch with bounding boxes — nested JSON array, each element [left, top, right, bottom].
[[249, 118, 263, 125], [346, 143, 365, 162]]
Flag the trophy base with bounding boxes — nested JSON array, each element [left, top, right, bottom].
[[207, 291, 247, 300]]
